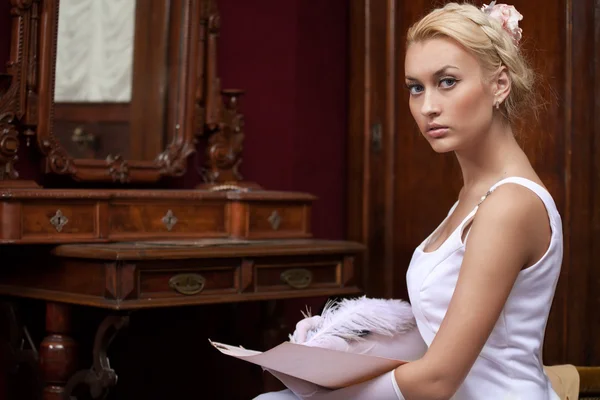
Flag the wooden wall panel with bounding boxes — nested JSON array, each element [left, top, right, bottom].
[[566, 0, 600, 366], [589, 1, 600, 366], [517, 0, 569, 365], [348, 0, 600, 366], [347, 0, 367, 290]]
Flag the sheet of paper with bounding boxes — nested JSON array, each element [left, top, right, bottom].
[[209, 340, 406, 389]]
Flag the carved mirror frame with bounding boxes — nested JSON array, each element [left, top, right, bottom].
[[0, 0, 208, 184]]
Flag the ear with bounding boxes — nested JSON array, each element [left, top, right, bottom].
[[492, 66, 511, 106]]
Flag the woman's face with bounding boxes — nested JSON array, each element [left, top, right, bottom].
[[404, 37, 497, 153]]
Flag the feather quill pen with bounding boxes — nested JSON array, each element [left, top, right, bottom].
[[292, 296, 416, 348]]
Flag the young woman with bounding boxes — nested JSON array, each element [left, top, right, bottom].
[[255, 2, 562, 399]]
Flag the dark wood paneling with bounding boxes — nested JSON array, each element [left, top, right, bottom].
[[589, 0, 600, 366], [567, 0, 600, 366], [516, 0, 568, 366], [347, 0, 368, 290]]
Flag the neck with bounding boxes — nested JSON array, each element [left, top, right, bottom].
[[455, 117, 524, 193]]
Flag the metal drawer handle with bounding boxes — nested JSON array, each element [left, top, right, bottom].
[[281, 268, 312, 289], [169, 273, 206, 295]]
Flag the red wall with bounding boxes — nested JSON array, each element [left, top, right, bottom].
[[0, 1, 8, 76], [215, 0, 348, 239]]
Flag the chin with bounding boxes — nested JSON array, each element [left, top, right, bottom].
[[426, 138, 456, 154]]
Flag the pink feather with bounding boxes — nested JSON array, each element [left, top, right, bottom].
[[294, 296, 416, 348]]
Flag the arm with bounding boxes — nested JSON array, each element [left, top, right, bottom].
[[272, 185, 549, 400], [393, 185, 551, 399]]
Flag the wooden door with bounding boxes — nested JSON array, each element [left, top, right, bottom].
[[348, 0, 600, 366]]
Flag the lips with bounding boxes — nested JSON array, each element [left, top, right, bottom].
[[427, 124, 448, 131], [426, 124, 449, 138]]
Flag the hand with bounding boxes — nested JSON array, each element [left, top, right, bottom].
[[291, 315, 323, 344]]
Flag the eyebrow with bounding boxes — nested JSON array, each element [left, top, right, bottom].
[[405, 65, 459, 81]]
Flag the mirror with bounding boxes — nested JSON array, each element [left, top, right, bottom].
[[54, 0, 172, 163], [36, 0, 204, 183], [1, 0, 246, 186], [54, 0, 137, 160]]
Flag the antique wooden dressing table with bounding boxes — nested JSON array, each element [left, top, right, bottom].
[[0, 1, 362, 399]]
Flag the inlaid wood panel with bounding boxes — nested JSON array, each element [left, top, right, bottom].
[[0, 189, 315, 242], [108, 202, 229, 238], [21, 203, 98, 239]]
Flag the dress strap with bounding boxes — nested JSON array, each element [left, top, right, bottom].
[[481, 176, 560, 234], [459, 177, 560, 246], [447, 200, 459, 216]]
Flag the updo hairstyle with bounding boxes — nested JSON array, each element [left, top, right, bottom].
[[406, 3, 536, 123]]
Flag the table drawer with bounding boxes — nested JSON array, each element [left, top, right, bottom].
[[21, 202, 98, 240], [109, 201, 228, 239], [231, 202, 311, 239], [255, 260, 342, 292], [138, 262, 240, 300]]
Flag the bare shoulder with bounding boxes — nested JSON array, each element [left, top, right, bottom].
[[482, 183, 547, 219], [469, 182, 551, 264]]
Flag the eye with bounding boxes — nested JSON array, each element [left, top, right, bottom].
[[439, 77, 457, 88], [406, 83, 424, 95]]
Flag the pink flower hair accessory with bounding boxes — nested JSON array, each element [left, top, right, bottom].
[[481, 1, 524, 45]]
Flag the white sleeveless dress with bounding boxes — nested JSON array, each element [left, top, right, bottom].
[[406, 177, 562, 399]]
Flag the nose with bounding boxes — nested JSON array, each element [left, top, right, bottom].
[[420, 90, 441, 117]]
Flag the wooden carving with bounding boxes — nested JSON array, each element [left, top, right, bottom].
[[0, 0, 202, 184], [199, 1, 246, 185], [0, 0, 38, 183], [204, 0, 222, 132], [0, 113, 20, 180], [203, 90, 245, 184]]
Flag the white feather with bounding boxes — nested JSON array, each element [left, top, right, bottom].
[[295, 296, 416, 347]]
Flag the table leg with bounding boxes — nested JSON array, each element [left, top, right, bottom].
[[64, 315, 129, 399], [39, 302, 77, 400]]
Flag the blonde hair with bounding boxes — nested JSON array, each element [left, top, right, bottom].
[[406, 2, 536, 123]]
